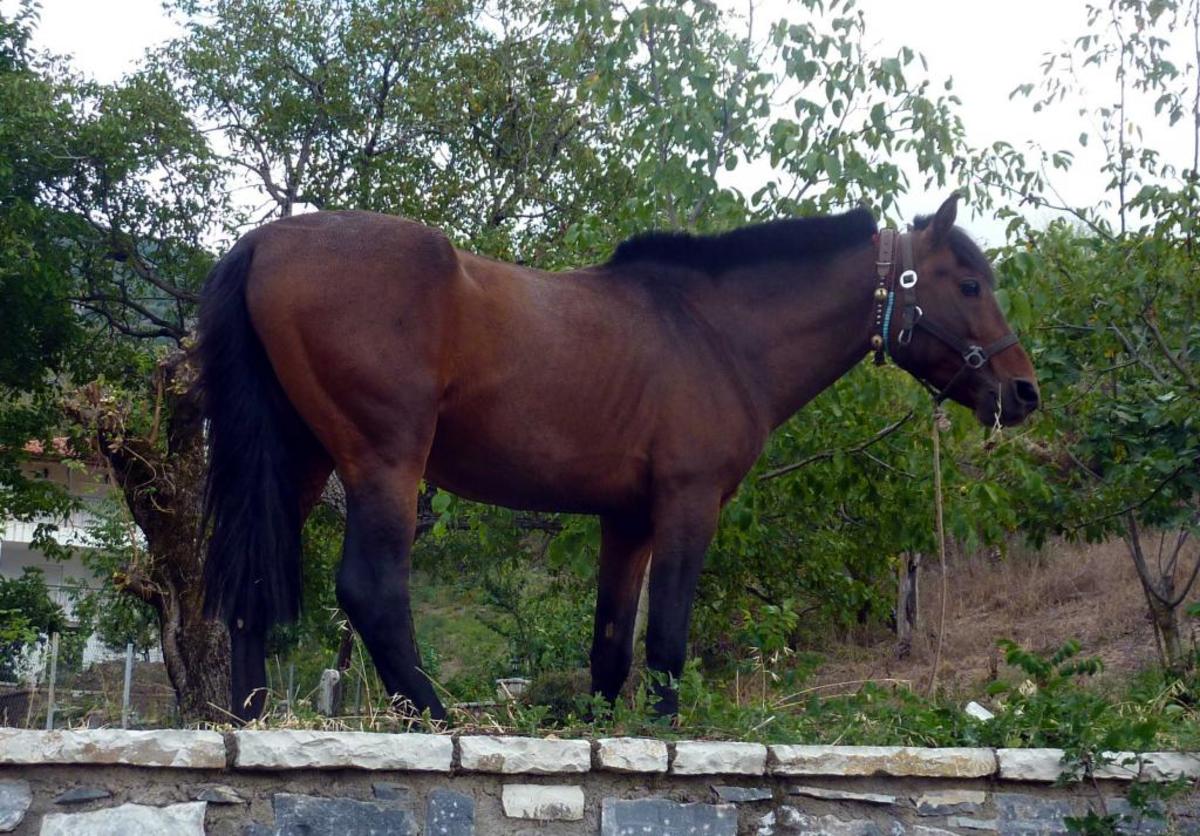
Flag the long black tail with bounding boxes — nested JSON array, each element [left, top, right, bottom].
[[198, 243, 312, 634]]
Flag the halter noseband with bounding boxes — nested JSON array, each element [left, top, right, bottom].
[[869, 228, 1019, 404]]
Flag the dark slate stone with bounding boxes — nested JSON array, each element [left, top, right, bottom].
[[273, 793, 416, 836], [1105, 798, 1168, 835], [373, 783, 412, 803], [713, 785, 773, 803], [601, 798, 737, 836], [995, 793, 1077, 835], [425, 789, 474, 836], [0, 780, 32, 832], [243, 823, 273, 836], [757, 807, 889, 835], [53, 786, 113, 805]]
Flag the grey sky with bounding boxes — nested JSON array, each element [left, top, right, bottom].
[[9, 0, 1196, 245]]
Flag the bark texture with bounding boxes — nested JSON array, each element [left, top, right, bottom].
[[69, 352, 231, 723]]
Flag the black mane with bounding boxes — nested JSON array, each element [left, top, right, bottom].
[[606, 208, 878, 275]]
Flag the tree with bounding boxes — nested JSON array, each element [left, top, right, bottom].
[[0, 568, 66, 682], [975, 0, 1200, 671]]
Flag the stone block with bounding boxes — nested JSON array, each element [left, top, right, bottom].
[[769, 744, 996, 778], [757, 807, 886, 835], [373, 783, 412, 802], [994, 792, 1077, 835], [501, 784, 584, 821], [190, 784, 245, 805], [996, 749, 1071, 782], [457, 735, 590, 773], [596, 737, 669, 772], [601, 798, 736, 835], [0, 728, 225, 768], [714, 785, 773, 803], [914, 789, 987, 815], [0, 780, 31, 832], [273, 793, 416, 835], [53, 787, 112, 805], [425, 788, 474, 836], [235, 730, 451, 771], [788, 785, 897, 805], [1000, 748, 1200, 782], [41, 801, 206, 836], [672, 740, 767, 775], [947, 816, 999, 831]]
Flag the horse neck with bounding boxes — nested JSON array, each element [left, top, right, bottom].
[[698, 241, 878, 428]]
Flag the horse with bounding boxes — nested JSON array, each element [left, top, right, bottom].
[[197, 193, 1039, 721]]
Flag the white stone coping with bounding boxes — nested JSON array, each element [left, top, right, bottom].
[[769, 745, 997, 778], [234, 730, 452, 772], [0, 729, 1195, 782], [0, 729, 226, 769], [672, 741, 768, 775], [996, 748, 1200, 782], [596, 737, 669, 773], [458, 735, 592, 774]]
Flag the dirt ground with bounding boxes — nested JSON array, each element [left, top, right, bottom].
[[804, 537, 1198, 698]]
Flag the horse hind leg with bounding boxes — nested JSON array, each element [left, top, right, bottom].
[[590, 513, 653, 703], [337, 463, 445, 720], [229, 445, 334, 721]]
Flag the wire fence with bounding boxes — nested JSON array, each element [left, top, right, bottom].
[[0, 634, 177, 729]]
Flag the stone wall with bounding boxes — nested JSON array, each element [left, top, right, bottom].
[[0, 729, 1198, 834]]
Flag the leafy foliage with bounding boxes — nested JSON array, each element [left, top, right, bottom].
[[0, 567, 66, 681]]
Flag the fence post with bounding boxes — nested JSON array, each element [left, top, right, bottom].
[[286, 662, 295, 715], [44, 632, 60, 731], [121, 643, 134, 729]]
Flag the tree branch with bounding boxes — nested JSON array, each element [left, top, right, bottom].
[[759, 410, 915, 481]]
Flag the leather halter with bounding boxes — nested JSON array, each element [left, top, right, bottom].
[[870, 228, 1019, 404]]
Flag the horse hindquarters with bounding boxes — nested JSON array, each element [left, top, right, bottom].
[[197, 244, 330, 720]]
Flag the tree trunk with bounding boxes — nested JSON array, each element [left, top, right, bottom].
[[1147, 593, 1185, 674], [1123, 513, 1192, 675], [896, 552, 921, 659], [159, 585, 231, 723], [71, 353, 232, 723]]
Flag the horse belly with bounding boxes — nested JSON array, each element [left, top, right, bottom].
[[423, 408, 651, 514]]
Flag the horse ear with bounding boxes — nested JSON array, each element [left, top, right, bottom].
[[931, 192, 960, 243]]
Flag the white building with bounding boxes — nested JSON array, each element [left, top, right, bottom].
[[0, 449, 162, 675]]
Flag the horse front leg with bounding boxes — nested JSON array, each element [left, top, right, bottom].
[[589, 513, 652, 703], [337, 466, 445, 721], [644, 489, 721, 717]]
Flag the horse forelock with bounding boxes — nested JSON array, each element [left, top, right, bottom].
[[911, 215, 995, 287]]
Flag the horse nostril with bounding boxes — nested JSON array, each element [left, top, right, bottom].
[[1013, 378, 1040, 409]]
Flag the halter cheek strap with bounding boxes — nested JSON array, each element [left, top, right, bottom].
[[870, 228, 1020, 404]]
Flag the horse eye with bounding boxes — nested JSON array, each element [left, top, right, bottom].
[[960, 279, 980, 297]]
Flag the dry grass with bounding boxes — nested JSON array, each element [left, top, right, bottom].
[[805, 537, 1197, 698]]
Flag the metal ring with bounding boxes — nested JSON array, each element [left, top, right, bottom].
[[964, 346, 986, 368], [898, 270, 918, 289], [913, 305, 923, 321], [898, 329, 913, 346]]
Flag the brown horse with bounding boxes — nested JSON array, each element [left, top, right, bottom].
[[198, 194, 1038, 720]]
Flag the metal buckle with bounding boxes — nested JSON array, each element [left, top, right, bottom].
[[898, 270, 918, 289], [964, 346, 986, 368]]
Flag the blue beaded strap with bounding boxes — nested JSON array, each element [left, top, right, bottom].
[[881, 288, 897, 355]]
